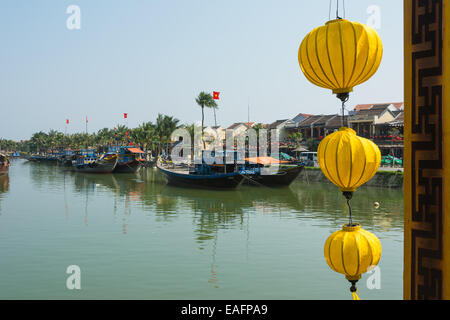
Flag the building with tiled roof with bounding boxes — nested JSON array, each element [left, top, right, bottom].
[[348, 104, 396, 138], [354, 102, 403, 111]]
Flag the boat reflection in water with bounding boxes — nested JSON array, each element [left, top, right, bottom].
[[68, 167, 403, 238]]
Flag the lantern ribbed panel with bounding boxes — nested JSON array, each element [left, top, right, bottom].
[[298, 19, 383, 94], [324, 224, 382, 280], [317, 127, 381, 192]]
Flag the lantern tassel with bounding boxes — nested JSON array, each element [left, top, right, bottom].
[[349, 280, 360, 300]]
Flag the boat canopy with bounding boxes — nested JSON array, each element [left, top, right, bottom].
[[245, 157, 291, 165], [127, 148, 145, 154]]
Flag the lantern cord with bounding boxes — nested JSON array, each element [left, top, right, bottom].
[[343, 191, 353, 225], [346, 198, 353, 225], [336, 0, 340, 19], [336, 93, 349, 127]]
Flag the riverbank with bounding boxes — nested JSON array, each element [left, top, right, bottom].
[[298, 167, 404, 189]]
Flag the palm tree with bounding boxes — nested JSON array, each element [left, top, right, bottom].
[[155, 114, 180, 155], [195, 92, 216, 148]]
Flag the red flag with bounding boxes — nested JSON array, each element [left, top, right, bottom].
[[213, 91, 220, 100], [86, 116, 88, 123], [124, 113, 128, 119], [66, 119, 69, 124]]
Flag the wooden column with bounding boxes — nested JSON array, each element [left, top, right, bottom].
[[404, 0, 449, 299]]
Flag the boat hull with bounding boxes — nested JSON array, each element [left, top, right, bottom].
[[74, 156, 118, 174], [0, 154, 9, 175], [245, 165, 304, 187], [157, 164, 244, 189], [0, 166, 8, 176], [113, 159, 142, 173]]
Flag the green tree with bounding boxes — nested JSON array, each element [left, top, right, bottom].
[[288, 132, 303, 148]]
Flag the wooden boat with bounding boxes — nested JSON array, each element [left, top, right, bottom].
[[28, 154, 47, 162], [0, 153, 10, 175], [113, 146, 145, 173], [73, 149, 118, 173], [157, 160, 244, 189], [57, 150, 76, 167], [241, 157, 304, 187]]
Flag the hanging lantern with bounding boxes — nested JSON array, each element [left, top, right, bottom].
[[318, 127, 382, 300], [324, 224, 382, 300], [298, 19, 383, 102], [317, 127, 381, 193], [297, 10, 384, 300]]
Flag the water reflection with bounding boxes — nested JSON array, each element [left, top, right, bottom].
[[27, 164, 403, 242], [3, 161, 404, 299]]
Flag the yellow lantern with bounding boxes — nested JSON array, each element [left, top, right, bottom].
[[317, 127, 381, 193], [324, 223, 382, 300], [298, 19, 383, 101]]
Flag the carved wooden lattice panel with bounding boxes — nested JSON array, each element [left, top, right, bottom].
[[409, 0, 443, 300]]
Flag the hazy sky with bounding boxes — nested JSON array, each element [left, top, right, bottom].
[[0, 0, 403, 140]]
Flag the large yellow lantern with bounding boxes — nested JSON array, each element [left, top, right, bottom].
[[317, 127, 381, 193], [297, 12, 384, 300], [324, 224, 382, 300], [298, 19, 383, 101]]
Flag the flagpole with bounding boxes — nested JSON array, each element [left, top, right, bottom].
[[85, 116, 88, 149], [248, 97, 250, 124]]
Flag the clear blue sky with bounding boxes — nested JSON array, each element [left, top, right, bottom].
[[0, 0, 403, 140]]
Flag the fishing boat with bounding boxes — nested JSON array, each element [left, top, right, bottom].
[[57, 150, 76, 167], [73, 149, 118, 173], [28, 154, 46, 162], [0, 153, 10, 175], [242, 157, 304, 187], [203, 151, 304, 187], [157, 159, 244, 189], [111, 146, 145, 173]]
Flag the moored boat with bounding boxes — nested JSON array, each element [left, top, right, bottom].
[[57, 150, 76, 167], [112, 146, 145, 173], [0, 153, 10, 175], [157, 160, 244, 189], [242, 157, 304, 187], [73, 149, 118, 173]]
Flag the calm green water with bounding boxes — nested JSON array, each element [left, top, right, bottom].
[[0, 159, 403, 300]]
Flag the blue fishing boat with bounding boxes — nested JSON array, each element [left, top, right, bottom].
[[241, 157, 304, 187], [57, 150, 76, 167], [109, 146, 145, 173], [73, 149, 118, 173], [157, 159, 244, 189], [204, 151, 304, 187]]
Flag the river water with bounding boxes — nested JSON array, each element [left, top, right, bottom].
[[0, 159, 403, 299]]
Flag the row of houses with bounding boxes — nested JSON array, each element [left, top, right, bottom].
[[201, 102, 404, 157]]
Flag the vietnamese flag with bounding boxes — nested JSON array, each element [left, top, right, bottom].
[[86, 116, 88, 123], [124, 113, 128, 119], [213, 91, 220, 100], [66, 119, 69, 124]]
